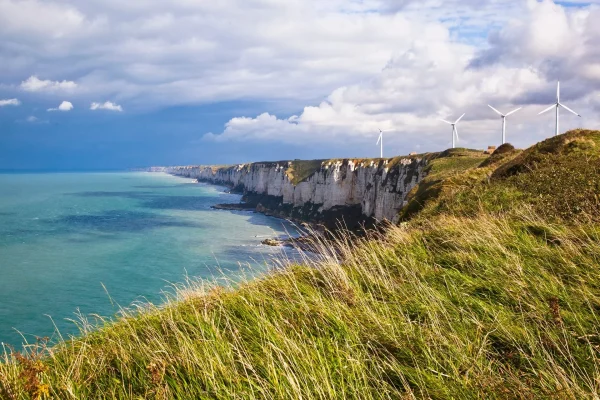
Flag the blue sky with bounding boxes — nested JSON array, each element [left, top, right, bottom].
[[1, 0, 599, 170], [0, 101, 340, 170]]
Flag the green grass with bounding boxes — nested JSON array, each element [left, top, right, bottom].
[[415, 130, 600, 222], [2, 130, 600, 399], [399, 148, 489, 220], [285, 160, 325, 185]]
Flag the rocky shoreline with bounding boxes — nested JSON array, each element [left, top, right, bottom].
[[164, 157, 434, 248], [211, 202, 256, 211], [211, 198, 323, 250], [260, 235, 317, 251]]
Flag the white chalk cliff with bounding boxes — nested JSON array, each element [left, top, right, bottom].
[[167, 157, 429, 227]]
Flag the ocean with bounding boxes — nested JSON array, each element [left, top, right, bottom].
[[0, 172, 297, 346]]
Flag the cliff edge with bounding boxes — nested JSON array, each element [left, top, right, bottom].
[[166, 151, 487, 229]]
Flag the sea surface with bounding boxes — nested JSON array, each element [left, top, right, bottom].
[[0, 172, 298, 346]]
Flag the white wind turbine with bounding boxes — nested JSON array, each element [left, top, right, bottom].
[[376, 129, 393, 158], [439, 113, 465, 149], [538, 81, 581, 136], [488, 105, 522, 145]]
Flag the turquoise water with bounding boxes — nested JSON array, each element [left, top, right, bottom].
[[0, 172, 297, 346]]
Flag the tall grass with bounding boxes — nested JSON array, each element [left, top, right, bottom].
[[3, 130, 600, 399], [2, 209, 600, 399]]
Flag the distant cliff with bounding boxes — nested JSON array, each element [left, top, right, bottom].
[[166, 156, 432, 229]]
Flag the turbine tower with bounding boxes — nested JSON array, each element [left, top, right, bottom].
[[539, 81, 581, 136], [376, 129, 393, 158], [439, 113, 465, 149], [488, 105, 522, 145]]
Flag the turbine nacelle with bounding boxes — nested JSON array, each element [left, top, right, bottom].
[[488, 105, 522, 119]]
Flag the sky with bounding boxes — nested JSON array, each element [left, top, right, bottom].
[[0, 0, 599, 170]]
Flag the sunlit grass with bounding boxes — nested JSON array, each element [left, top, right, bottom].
[[2, 130, 600, 399], [2, 209, 600, 399]]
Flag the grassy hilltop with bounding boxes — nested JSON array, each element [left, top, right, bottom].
[[2, 130, 600, 399]]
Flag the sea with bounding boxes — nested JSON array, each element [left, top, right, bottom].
[[0, 172, 298, 346]]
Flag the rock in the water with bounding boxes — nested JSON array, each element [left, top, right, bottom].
[[212, 203, 255, 211], [261, 238, 282, 247]]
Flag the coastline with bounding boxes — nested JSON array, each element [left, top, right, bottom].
[[3, 131, 600, 397], [160, 170, 317, 248], [163, 156, 435, 231], [0, 171, 302, 346]]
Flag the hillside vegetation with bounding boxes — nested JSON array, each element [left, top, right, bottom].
[[405, 129, 600, 222], [2, 130, 600, 399], [285, 160, 325, 185]]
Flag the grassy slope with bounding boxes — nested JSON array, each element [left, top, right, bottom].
[[2, 130, 600, 399], [410, 129, 600, 222], [285, 160, 325, 185], [399, 148, 490, 220]]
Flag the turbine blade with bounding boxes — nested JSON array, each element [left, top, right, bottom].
[[538, 104, 555, 115], [376, 134, 382, 145], [454, 113, 465, 124], [454, 126, 459, 141], [488, 105, 503, 116], [439, 119, 452, 125], [557, 81, 560, 103], [505, 107, 522, 116], [559, 103, 581, 117]]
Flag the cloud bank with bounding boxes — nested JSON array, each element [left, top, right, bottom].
[[204, 0, 600, 152], [0, 0, 528, 108], [0, 0, 599, 156]]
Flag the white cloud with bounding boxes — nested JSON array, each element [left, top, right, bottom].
[[0, 0, 87, 38], [203, 0, 600, 153], [22, 115, 48, 124], [0, 0, 599, 155], [0, 0, 528, 109], [20, 76, 77, 92], [0, 98, 20, 106], [19, 115, 49, 124], [47, 101, 74, 111], [90, 101, 123, 112]]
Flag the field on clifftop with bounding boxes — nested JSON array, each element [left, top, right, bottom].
[[2, 130, 600, 399]]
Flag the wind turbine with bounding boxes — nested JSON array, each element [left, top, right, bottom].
[[439, 113, 465, 149], [538, 81, 581, 136], [488, 105, 522, 144], [376, 129, 393, 158]]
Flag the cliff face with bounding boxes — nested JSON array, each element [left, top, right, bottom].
[[167, 158, 429, 228]]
